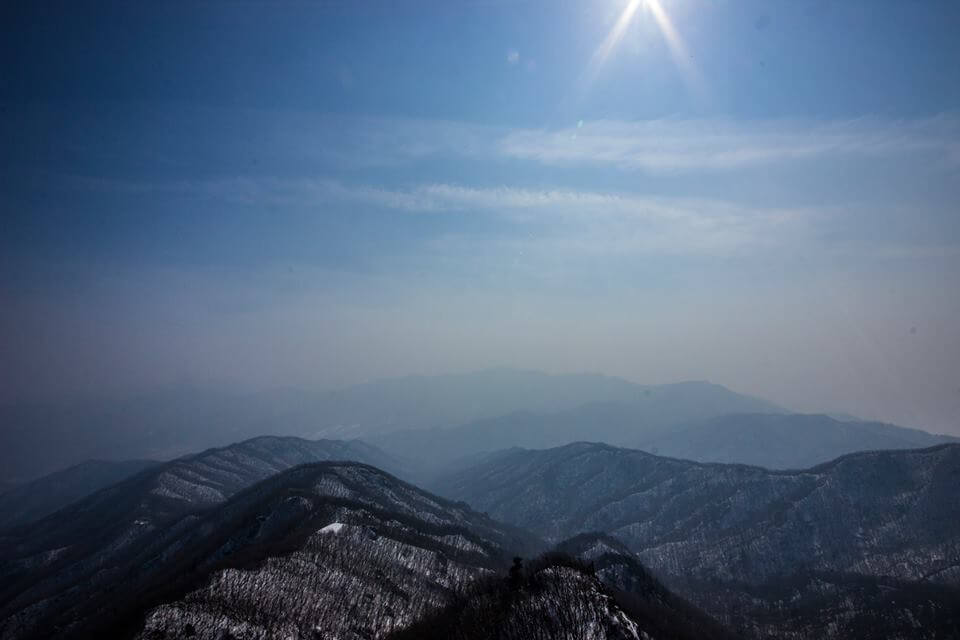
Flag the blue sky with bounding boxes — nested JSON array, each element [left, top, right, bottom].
[[2, 0, 959, 433]]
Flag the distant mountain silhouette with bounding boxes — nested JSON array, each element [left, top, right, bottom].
[[638, 412, 957, 468], [0, 459, 159, 529], [376, 401, 955, 474], [0, 370, 778, 481], [372, 381, 783, 475]]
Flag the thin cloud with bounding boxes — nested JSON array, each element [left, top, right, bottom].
[[498, 116, 960, 172], [225, 179, 813, 256]]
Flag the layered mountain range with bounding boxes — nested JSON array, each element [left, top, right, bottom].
[[0, 371, 781, 481], [129, 461, 539, 640], [436, 441, 960, 638], [5, 370, 955, 487], [0, 438, 726, 640], [377, 406, 957, 475], [640, 412, 957, 469], [0, 437, 396, 637], [1, 371, 957, 639]]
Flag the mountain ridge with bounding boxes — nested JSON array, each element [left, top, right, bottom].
[[0, 370, 781, 482], [0, 435, 402, 638], [638, 412, 958, 469], [371, 382, 785, 475], [1, 460, 541, 640], [0, 459, 160, 529], [436, 441, 960, 638]]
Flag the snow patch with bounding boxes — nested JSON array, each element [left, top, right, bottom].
[[320, 522, 345, 535]]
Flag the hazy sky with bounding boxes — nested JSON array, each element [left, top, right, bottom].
[[2, 0, 959, 434]]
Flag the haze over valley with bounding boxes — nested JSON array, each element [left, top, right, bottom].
[[2, 0, 959, 637]]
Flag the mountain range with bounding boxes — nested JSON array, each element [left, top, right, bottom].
[[639, 412, 957, 469], [5, 369, 955, 486], [0, 436, 396, 636], [128, 462, 540, 640], [435, 441, 960, 638], [2, 432, 959, 638], [0, 370, 780, 482], [374, 402, 955, 475], [0, 459, 533, 639], [1, 370, 958, 638], [0, 440, 728, 640]]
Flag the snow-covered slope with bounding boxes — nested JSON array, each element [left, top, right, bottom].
[[0, 454, 735, 640], [387, 534, 740, 640], [126, 462, 540, 640], [0, 437, 402, 639], [390, 560, 646, 640], [438, 442, 960, 638], [0, 460, 540, 640], [556, 533, 735, 640]]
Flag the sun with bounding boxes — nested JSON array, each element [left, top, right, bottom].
[[588, 0, 704, 96]]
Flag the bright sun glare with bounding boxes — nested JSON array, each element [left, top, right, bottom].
[[589, 0, 703, 95]]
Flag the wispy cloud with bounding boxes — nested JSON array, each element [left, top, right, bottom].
[[60, 109, 960, 262], [46, 107, 959, 177], [203, 178, 812, 256], [499, 116, 960, 172], [314, 113, 960, 173], [416, 184, 807, 257]]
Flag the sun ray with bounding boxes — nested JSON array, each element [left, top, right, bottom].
[[645, 0, 705, 97], [583, 0, 705, 99], [591, 0, 644, 75]]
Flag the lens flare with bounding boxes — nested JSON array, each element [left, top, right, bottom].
[[591, 0, 644, 73], [585, 0, 704, 97], [646, 0, 705, 96]]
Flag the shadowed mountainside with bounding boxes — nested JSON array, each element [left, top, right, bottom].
[[0, 459, 160, 530], [0, 436, 400, 638], [436, 442, 960, 638], [1, 460, 541, 640]]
